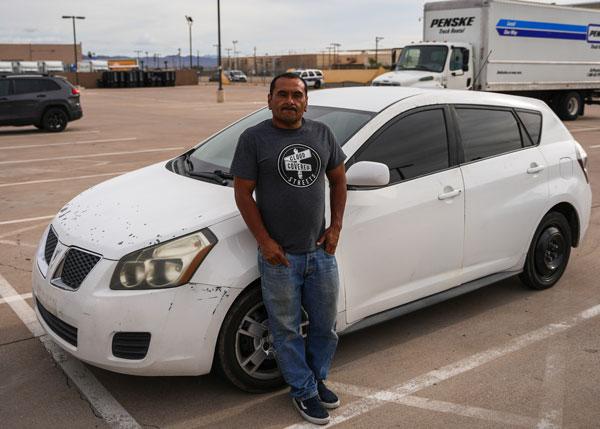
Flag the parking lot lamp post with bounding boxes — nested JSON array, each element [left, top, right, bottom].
[[185, 16, 193, 69], [62, 15, 85, 86], [375, 36, 384, 67], [232, 40, 238, 70], [217, 0, 224, 102], [145, 51, 149, 70]]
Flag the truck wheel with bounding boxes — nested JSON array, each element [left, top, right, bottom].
[[558, 92, 581, 121], [42, 108, 68, 132]]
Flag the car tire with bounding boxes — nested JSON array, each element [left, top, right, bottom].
[[42, 108, 68, 132], [519, 212, 572, 290], [314, 80, 321, 89], [216, 285, 309, 392], [558, 92, 581, 121]]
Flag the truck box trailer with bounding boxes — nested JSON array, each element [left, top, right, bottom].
[[0, 61, 13, 74], [372, 0, 600, 120], [78, 60, 109, 72], [13, 61, 41, 74], [39, 61, 64, 73]]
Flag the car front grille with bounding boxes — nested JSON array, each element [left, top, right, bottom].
[[44, 228, 58, 264], [112, 332, 151, 360], [37, 299, 78, 346], [59, 249, 101, 289]]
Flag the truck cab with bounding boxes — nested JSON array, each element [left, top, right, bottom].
[[372, 42, 474, 89]]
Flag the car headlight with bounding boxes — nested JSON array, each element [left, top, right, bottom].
[[110, 229, 217, 290]]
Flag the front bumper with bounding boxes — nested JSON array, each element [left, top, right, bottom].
[[32, 232, 239, 376]]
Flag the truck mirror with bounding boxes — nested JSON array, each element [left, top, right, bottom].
[[463, 64, 469, 72]]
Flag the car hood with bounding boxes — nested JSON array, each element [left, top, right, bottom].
[[373, 70, 441, 86], [52, 161, 238, 260]]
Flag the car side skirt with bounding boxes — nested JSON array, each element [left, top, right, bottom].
[[339, 270, 521, 335]]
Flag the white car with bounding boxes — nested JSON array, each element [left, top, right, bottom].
[[33, 87, 591, 392]]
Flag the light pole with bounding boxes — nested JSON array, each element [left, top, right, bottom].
[[134, 49, 143, 67], [177, 48, 181, 69], [185, 15, 193, 69], [232, 40, 238, 70], [217, 0, 224, 102], [375, 36, 384, 67], [331, 42, 341, 68], [225, 48, 232, 70], [62, 15, 85, 86]]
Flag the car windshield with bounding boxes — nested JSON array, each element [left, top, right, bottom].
[[189, 106, 374, 171], [395, 45, 448, 73]]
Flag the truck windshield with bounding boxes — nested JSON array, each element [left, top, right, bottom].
[[395, 45, 448, 73], [189, 106, 374, 171]]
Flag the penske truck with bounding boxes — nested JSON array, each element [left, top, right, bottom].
[[372, 0, 600, 120]]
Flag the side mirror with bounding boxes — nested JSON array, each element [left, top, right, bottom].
[[346, 161, 390, 187], [462, 64, 469, 72]]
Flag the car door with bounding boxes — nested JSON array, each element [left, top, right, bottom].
[[11, 78, 45, 122], [341, 106, 465, 324], [0, 79, 12, 124], [455, 106, 549, 283], [446, 48, 471, 89]]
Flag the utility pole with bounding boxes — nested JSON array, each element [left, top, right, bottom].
[[197, 49, 200, 68], [375, 36, 384, 67], [331, 42, 341, 68], [225, 48, 232, 70], [232, 40, 238, 70], [185, 16, 193, 69], [61, 15, 85, 86], [145, 51, 149, 70], [253, 46, 257, 76], [217, 0, 224, 102], [177, 48, 181, 69]]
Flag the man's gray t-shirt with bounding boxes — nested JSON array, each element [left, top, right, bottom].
[[230, 118, 346, 254]]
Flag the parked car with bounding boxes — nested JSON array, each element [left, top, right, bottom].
[[33, 87, 591, 392], [0, 75, 82, 132], [227, 69, 248, 82], [294, 69, 325, 89]]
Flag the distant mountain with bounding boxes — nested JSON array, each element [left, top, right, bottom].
[[84, 54, 217, 69]]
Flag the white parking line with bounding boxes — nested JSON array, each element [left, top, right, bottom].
[[0, 171, 128, 188], [0, 292, 32, 305], [0, 223, 47, 239], [286, 303, 600, 428], [589, 144, 600, 149], [0, 239, 37, 248], [0, 273, 141, 428], [0, 147, 184, 165], [0, 137, 137, 151], [537, 337, 568, 428], [0, 215, 54, 226], [570, 127, 600, 133], [0, 130, 100, 139], [329, 382, 537, 427]]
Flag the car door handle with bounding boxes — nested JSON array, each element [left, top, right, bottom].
[[438, 189, 462, 200], [527, 164, 545, 174]]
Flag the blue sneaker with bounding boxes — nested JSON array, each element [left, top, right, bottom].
[[318, 380, 340, 409], [292, 395, 330, 425]]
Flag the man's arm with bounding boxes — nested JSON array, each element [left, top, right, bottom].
[[233, 177, 290, 266], [317, 163, 347, 254]]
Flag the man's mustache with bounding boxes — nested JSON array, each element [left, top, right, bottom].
[[282, 106, 297, 112]]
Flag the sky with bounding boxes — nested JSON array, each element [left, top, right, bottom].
[[2, 0, 600, 57]]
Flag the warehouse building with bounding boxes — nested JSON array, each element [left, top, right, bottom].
[[0, 43, 82, 64]]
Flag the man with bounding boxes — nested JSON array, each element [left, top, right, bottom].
[[230, 72, 347, 425]]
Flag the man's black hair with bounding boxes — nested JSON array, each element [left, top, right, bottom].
[[269, 72, 307, 95]]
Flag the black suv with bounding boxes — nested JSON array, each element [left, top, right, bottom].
[[0, 75, 83, 132]]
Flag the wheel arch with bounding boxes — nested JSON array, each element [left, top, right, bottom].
[[546, 202, 580, 247]]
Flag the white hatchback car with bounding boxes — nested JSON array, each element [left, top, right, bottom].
[[33, 87, 591, 392]]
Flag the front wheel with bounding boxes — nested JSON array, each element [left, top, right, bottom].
[[215, 285, 308, 392], [519, 212, 572, 290]]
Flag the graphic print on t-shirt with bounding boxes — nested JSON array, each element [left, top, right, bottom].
[[277, 144, 322, 188]]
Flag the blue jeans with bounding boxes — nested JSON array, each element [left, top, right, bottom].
[[258, 247, 340, 400]]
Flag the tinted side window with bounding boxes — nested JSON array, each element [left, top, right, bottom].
[[456, 108, 522, 162], [40, 80, 61, 92], [356, 109, 450, 184], [450, 48, 463, 71], [13, 79, 46, 95], [517, 111, 542, 145], [0, 80, 9, 96]]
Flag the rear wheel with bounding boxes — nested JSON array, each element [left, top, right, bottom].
[[314, 80, 321, 89], [519, 212, 571, 290], [42, 108, 68, 132], [216, 285, 309, 392], [558, 92, 581, 121]]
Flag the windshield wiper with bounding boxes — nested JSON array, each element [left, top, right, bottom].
[[183, 154, 233, 185]]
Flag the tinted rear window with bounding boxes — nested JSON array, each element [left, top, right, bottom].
[[517, 111, 542, 145], [456, 108, 523, 162]]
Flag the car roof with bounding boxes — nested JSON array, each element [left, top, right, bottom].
[[308, 87, 547, 113]]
